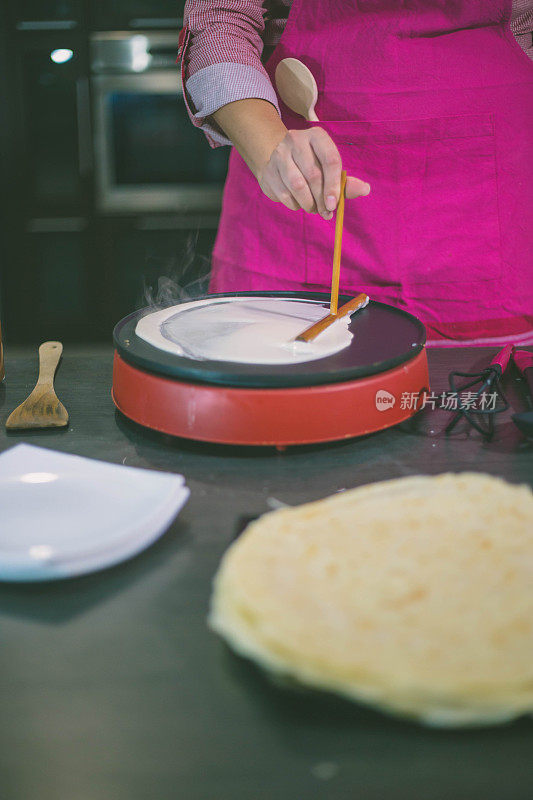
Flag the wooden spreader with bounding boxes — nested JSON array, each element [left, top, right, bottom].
[[112, 292, 429, 447]]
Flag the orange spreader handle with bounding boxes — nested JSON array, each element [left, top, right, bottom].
[[330, 170, 347, 316]]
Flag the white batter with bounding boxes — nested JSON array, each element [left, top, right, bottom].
[[135, 297, 354, 365]]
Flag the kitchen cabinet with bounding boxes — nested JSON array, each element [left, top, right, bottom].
[[9, 1, 184, 31], [99, 219, 218, 324], [4, 225, 100, 344], [4, 217, 220, 345], [10, 1, 84, 30], [89, 0, 185, 30], [10, 31, 90, 216]]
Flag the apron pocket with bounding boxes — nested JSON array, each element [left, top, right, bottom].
[[304, 114, 502, 291]]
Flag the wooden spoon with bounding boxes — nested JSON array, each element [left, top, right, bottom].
[[6, 341, 69, 430], [275, 58, 319, 121]]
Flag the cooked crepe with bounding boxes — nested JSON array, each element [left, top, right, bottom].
[[209, 473, 533, 727]]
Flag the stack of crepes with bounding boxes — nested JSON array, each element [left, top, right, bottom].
[[210, 473, 533, 727]]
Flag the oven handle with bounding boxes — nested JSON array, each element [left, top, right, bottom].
[[76, 77, 93, 178]]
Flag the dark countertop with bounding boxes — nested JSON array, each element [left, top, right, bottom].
[[0, 346, 532, 800]]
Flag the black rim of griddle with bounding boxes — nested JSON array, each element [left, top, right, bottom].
[[113, 291, 426, 388]]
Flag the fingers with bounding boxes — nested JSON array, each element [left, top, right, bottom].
[[309, 128, 343, 214], [261, 166, 300, 211], [292, 143, 329, 219], [280, 157, 317, 214], [258, 128, 370, 215], [346, 175, 371, 198]]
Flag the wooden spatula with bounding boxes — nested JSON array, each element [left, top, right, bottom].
[[275, 58, 319, 121], [6, 341, 69, 430], [295, 294, 369, 343]]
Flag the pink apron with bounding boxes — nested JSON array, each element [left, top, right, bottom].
[[210, 0, 533, 346]]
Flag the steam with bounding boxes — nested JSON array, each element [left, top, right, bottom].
[[141, 230, 212, 314]]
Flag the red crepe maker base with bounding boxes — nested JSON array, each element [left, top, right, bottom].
[[112, 349, 429, 446]]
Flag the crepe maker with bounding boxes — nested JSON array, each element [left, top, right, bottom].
[[112, 291, 429, 446]]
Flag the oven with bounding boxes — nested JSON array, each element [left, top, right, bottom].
[[90, 31, 228, 214]]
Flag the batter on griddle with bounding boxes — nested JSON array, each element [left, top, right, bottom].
[[136, 297, 353, 365]]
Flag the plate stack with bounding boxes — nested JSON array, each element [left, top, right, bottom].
[[0, 444, 189, 582]]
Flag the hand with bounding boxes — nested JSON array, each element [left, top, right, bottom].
[[257, 127, 371, 220]]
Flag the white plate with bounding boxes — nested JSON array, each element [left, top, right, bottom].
[[0, 445, 190, 581]]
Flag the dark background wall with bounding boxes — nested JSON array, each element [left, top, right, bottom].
[[0, 1, 228, 346]]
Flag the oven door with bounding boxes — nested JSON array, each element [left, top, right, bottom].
[[92, 70, 228, 213]]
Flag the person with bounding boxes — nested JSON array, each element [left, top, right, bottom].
[[179, 1, 533, 345]]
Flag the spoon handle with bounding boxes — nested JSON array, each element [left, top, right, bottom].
[[36, 341, 63, 387]]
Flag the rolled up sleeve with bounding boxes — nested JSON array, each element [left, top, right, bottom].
[[181, 1, 281, 147]]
